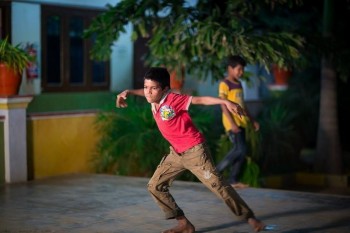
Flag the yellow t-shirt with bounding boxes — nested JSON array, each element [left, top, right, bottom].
[[218, 79, 248, 131]]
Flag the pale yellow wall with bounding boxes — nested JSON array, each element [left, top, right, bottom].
[[28, 113, 100, 179]]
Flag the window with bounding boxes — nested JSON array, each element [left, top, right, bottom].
[[0, 1, 11, 40], [41, 5, 110, 92]]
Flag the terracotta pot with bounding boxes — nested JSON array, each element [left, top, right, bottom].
[[0, 63, 22, 96], [170, 67, 185, 91], [272, 64, 292, 85]]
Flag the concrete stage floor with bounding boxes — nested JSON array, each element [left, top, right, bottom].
[[1, 174, 350, 233]]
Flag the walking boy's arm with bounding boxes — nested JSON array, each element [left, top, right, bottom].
[[220, 102, 240, 132], [116, 89, 144, 108], [191, 96, 246, 117]]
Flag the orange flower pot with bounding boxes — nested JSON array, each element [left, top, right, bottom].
[[170, 67, 185, 91], [0, 63, 22, 96], [272, 64, 292, 86]]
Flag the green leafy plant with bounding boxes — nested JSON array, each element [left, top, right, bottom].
[[242, 122, 263, 187], [258, 102, 299, 175], [240, 157, 261, 187], [84, 0, 305, 81], [93, 97, 168, 176], [0, 37, 29, 74], [245, 122, 263, 161]]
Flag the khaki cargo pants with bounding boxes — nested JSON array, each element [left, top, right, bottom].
[[147, 142, 255, 220]]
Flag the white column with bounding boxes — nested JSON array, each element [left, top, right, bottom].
[[0, 96, 33, 183]]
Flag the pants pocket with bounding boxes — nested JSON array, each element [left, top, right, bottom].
[[184, 144, 215, 170]]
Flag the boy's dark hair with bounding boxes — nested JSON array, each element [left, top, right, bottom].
[[227, 55, 247, 68], [144, 67, 170, 89]]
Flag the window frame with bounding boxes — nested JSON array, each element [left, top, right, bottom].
[[0, 1, 11, 40], [41, 5, 110, 92]]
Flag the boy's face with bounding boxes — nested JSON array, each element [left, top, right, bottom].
[[144, 79, 168, 104], [228, 64, 244, 80]]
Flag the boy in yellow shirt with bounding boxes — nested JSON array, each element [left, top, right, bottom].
[[217, 55, 260, 188]]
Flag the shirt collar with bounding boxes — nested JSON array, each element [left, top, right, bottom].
[[151, 90, 171, 114]]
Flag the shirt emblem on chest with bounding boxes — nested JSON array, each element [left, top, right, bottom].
[[160, 105, 175, 121]]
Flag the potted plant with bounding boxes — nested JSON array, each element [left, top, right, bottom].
[[0, 37, 30, 96], [271, 64, 292, 86], [169, 65, 185, 93]]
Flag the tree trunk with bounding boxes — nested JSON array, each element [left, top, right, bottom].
[[315, 58, 342, 174], [314, 0, 343, 174]]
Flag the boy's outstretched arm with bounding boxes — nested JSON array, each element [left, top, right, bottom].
[[116, 89, 144, 108], [191, 96, 246, 117]]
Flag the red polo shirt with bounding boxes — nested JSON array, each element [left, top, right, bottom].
[[151, 92, 205, 153]]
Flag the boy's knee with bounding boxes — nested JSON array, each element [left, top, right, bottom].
[[147, 182, 156, 193], [147, 181, 160, 192], [147, 182, 169, 194]]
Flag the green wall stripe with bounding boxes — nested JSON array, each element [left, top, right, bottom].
[[27, 92, 117, 113]]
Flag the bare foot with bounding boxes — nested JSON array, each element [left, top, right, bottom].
[[162, 216, 195, 233], [248, 218, 265, 232], [231, 182, 249, 189]]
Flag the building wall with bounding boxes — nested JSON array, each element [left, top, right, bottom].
[[27, 92, 115, 113], [11, 0, 133, 95], [0, 0, 133, 184], [0, 120, 4, 184], [27, 112, 100, 180]]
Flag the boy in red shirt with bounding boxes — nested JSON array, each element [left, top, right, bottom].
[[116, 67, 265, 233]]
